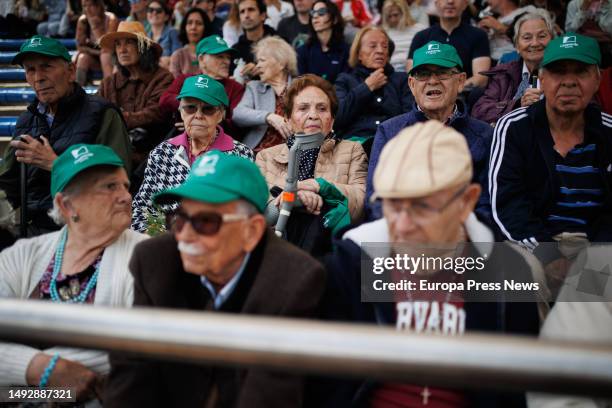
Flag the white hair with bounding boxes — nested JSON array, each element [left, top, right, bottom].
[[513, 9, 556, 46]]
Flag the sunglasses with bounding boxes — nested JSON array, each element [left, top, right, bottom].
[[179, 104, 219, 116], [309, 7, 329, 17], [147, 6, 165, 13], [168, 210, 248, 235]]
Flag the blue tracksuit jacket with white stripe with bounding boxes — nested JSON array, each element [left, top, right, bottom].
[[489, 99, 612, 264]]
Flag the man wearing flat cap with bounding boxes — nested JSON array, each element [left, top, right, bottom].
[[0, 35, 131, 236], [322, 121, 540, 407], [366, 41, 493, 221], [490, 33, 612, 274], [106, 151, 325, 407]]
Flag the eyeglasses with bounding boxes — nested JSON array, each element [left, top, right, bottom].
[[309, 7, 329, 17], [384, 185, 468, 225], [168, 210, 248, 235], [147, 6, 164, 13], [411, 68, 459, 81], [179, 104, 219, 116]]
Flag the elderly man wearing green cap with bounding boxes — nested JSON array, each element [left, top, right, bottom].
[[132, 74, 253, 233], [160, 34, 245, 136], [324, 120, 539, 407], [106, 151, 325, 407], [0, 144, 147, 402], [366, 41, 493, 221], [490, 33, 612, 273], [0, 35, 131, 236]]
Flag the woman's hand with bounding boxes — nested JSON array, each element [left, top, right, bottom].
[[297, 190, 323, 215], [11, 135, 57, 171], [365, 68, 388, 92], [266, 113, 293, 139], [26, 353, 99, 401], [298, 178, 320, 193], [520, 87, 542, 107]]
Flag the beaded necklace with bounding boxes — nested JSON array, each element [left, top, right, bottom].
[[49, 229, 100, 303]]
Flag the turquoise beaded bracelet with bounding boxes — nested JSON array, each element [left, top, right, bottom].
[[39, 353, 60, 389]]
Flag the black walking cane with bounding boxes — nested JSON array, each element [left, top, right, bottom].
[[20, 160, 27, 238]]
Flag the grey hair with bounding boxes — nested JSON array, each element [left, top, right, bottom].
[[252, 36, 298, 77], [235, 200, 259, 216], [513, 9, 556, 46]]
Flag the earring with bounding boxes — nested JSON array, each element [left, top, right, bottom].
[[71, 214, 80, 223]]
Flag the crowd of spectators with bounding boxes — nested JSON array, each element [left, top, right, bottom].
[[0, 0, 611, 404]]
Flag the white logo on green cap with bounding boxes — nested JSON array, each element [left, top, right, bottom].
[[29, 37, 42, 47], [216, 36, 225, 45], [71, 146, 94, 163], [196, 76, 209, 88], [193, 154, 218, 176], [561, 36, 578, 48], [426, 43, 440, 54]]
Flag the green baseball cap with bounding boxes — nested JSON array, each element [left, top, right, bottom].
[[154, 151, 269, 213], [196, 35, 237, 56], [12, 35, 72, 65], [177, 74, 229, 107], [409, 41, 463, 74], [51, 144, 125, 196], [542, 32, 601, 67]]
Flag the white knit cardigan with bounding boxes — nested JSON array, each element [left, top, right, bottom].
[[0, 227, 148, 385]]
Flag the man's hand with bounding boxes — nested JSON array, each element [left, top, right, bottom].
[[478, 16, 508, 34], [266, 113, 292, 139], [365, 68, 388, 91], [297, 190, 323, 215], [11, 135, 57, 171], [520, 87, 542, 107], [26, 353, 99, 402]]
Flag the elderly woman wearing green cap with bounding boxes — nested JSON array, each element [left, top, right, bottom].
[[132, 74, 253, 233], [0, 144, 147, 401], [107, 151, 325, 406]]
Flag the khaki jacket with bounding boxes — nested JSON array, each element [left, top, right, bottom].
[[256, 138, 368, 221]]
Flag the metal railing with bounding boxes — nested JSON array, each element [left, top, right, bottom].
[[0, 299, 611, 397]]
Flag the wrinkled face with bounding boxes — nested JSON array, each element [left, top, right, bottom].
[[516, 18, 552, 69], [541, 60, 600, 116], [256, 51, 284, 83], [67, 167, 132, 235], [199, 52, 231, 79], [311, 2, 333, 32], [289, 86, 335, 136], [358, 30, 389, 70], [115, 37, 140, 67], [186, 12, 206, 44], [383, 186, 472, 245], [23, 55, 75, 106], [147, 1, 169, 25], [179, 96, 224, 141], [239, 0, 265, 31], [82, 0, 103, 15], [435, 0, 467, 19], [385, 5, 402, 28], [174, 199, 257, 284], [409, 64, 466, 115], [295, 0, 315, 14]]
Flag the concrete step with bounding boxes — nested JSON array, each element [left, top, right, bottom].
[[0, 106, 26, 116], [0, 38, 76, 51], [0, 86, 98, 104], [0, 68, 102, 82]]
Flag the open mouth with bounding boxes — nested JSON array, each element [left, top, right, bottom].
[[425, 89, 443, 97]]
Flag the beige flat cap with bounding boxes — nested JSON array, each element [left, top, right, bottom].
[[372, 120, 472, 200]]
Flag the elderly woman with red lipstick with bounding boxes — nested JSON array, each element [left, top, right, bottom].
[[256, 74, 368, 224], [472, 9, 555, 125]]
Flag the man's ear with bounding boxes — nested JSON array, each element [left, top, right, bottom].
[[242, 214, 267, 252], [408, 75, 417, 96], [459, 183, 481, 223], [456, 71, 467, 93]]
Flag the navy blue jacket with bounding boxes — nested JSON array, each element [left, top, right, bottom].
[[334, 64, 414, 139], [297, 40, 350, 84], [489, 101, 612, 264], [365, 102, 493, 220]]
